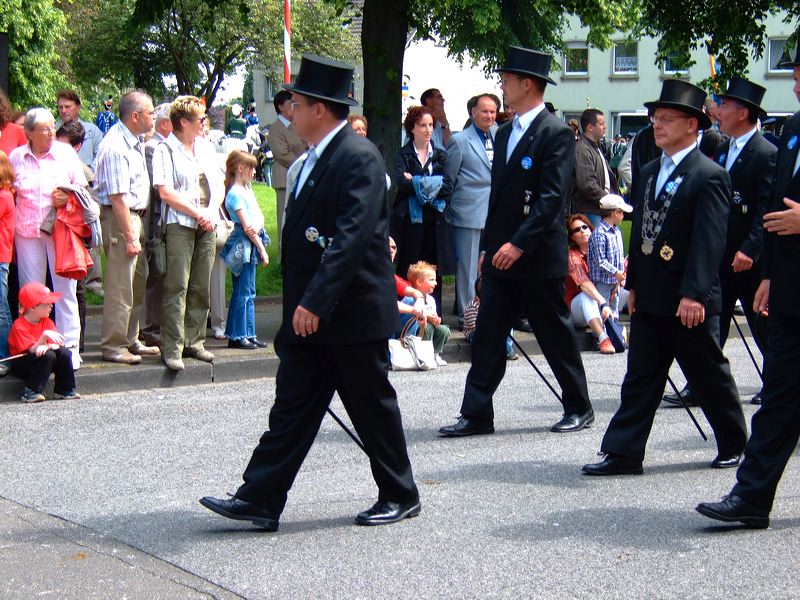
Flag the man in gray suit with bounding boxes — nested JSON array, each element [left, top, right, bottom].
[[269, 90, 307, 251], [445, 94, 498, 326]]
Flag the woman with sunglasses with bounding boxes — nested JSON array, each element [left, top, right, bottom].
[[565, 213, 616, 354]]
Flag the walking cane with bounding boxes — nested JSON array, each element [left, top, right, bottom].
[[731, 314, 764, 382], [666, 375, 709, 443], [509, 335, 563, 403], [325, 407, 368, 455]]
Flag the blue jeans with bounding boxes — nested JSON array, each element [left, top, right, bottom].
[[0, 262, 10, 358], [225, 257, 256, 341]]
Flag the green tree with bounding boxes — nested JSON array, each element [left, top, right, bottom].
[[1, 0, 69, 108]]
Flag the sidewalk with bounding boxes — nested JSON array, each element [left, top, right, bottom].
[[0, 285, 602, 401]]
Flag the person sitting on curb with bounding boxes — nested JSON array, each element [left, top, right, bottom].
[[400, 261, 450, 366]]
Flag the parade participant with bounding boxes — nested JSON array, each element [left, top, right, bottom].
[[696, 51, 800, 529], [438, 46, 593, 437], [200, 55, 420, 530], [583, 80, 747, 476]]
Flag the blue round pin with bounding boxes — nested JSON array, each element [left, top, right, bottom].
[[521, 156, 533, 170], [718, 153, 726, 165], [788, 135, 798, 150]]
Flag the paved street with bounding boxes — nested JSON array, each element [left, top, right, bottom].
[[1, 335, 798, 599]]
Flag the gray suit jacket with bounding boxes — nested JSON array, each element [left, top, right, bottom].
[[269, 118, 306, 189], [444, 124, 498, 229]]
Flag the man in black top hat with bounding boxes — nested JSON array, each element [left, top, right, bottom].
[[438, 46, 593, 438], [583, 79, 747, 476], [696, 53, 800, 529], [200, 55, 420, 531]]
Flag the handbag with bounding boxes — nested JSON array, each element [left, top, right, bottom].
[[215, 207, 235, 250], [388, 319, 437, 371]]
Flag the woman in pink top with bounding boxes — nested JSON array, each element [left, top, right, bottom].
[[0, 90, 27, 156], [9, 108, 88, 370]]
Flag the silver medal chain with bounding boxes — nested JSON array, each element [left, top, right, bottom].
[[641, 175, 677, 255]]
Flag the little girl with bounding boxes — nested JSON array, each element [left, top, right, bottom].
[[0, 152, 15, 374], [221, 150, 270, 350]]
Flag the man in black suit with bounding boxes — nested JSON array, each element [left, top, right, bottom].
[[696, 56, 800, 529], [663, 78, 776, 409], [583, 80, 747, 476], [438, 47, 593, 437], [200, 55, 420, 531]]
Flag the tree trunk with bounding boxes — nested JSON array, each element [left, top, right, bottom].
[[361, 0, 409, 173]]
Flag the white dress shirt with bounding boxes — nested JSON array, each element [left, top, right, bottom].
[[655, 142, 696, 197], [506, 103, 547, 163], [725, 126, 757, 171], [296, 120, 347, 194]]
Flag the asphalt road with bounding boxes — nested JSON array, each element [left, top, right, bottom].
[[0, 336, 798, 599]]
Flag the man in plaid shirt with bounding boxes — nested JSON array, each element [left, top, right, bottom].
[[588, 194, 632, 316]]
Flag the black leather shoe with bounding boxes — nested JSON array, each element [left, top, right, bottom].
[[662, 386, 699, 407], [582, 454, 643, 476], [696, 494, 769, 529], [513, 318, 533, 333], [199, 496, 279, 531], [711, 453, 743, 469], [750, 392, 762, 405], [355, 499, 421, 526], [248, 337, 268, 348], [551, 409, 594, 433], [438, 416, 495, 437], [228, 338, 258, 350]]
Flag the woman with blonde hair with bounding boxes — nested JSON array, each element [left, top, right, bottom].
[[151, 96, 225, 371]]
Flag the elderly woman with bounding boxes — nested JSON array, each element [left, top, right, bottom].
[[391, 105, 453, 309], [9, 109, 88, 369], [152, 96, 225, 371], [564, 213, 616, 354]]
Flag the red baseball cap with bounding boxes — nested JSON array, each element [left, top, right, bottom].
[[19, 282, 62, 311]]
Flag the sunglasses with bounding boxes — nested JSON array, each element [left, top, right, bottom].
[[571, 225, 590, 234]]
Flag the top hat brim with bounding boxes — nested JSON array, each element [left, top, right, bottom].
[[717, 93, 768, 119], [282, 83, 359, 107], [643, 100, 712, 130], [496, 67, 557, 86]]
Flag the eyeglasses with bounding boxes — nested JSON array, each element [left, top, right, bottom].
[[571, 225, 590, 234], [501, 75, 521, 86], [650, 115, 691, 126], [290, 101, 313, 110]]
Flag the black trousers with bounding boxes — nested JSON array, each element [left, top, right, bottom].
[[460, 275, 591, 422], [601, 313, 747, 461], [733, 313, 800, 510], [11, 347, 75, 394], [718, 268, 768, 353], [236, 338, 419, 515]]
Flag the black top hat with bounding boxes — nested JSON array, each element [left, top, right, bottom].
[[718, 76, 767, 118], [496, 47, 557, 86], [644, 79, 712, 130], [283, 54, 358, 106]]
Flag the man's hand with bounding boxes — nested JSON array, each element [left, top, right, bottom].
[[491, 243, 523, 270], [754, 279, 770, 316], [125, 238, 142, 257], [676, 297, 705, 328], [614, 271, 626, 284], [732, 251, 753, 273], [292, 305, 320, 338], [52, 189, 69, 208], [764, 198, 800, 235]]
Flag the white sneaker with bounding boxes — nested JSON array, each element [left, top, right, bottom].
[[435, 354, 448, 367]]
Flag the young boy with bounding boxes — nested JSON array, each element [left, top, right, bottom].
[[402, 261, 450, 367], [9, 282, 80, 403], [587, 194, 632, 317]]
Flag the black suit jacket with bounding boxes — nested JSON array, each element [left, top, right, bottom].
[[762, 111, 800, 317], [278, 125, 397, 344], [627, 148, 731, 316], [712, 131, 776, 272], [480, 108, 575, 280]]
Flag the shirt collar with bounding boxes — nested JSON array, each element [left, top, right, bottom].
[[514, 102, 547, 131], [277, 114, 291, 128], [119, 121, 142, 149], [662, 142, 696, 169], [309, 120, 347, 160], [731, 126, 758, 151], [473, 123, 491, 140]]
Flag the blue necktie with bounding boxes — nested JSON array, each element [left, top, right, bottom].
[[506, 116, 522, 163]]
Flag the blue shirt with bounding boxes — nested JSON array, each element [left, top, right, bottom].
[[588, 220, 625, 285], [224, 184, 260, 225]]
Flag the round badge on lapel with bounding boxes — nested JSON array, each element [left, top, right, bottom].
[[788, 135, 798, 150], [521, 156, 533, 170], [305, 227, 319, 242], [718, 153, 726, 165]]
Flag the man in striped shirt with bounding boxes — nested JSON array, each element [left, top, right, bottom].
[[588, 194, 631, 317]]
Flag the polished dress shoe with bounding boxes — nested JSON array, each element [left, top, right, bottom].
[[355, 499, 421, 526], [199, 496, 279, 531], [438, 416, 494, 437], [662, 385, 699, 407], [711, 453, 742, 469], [695, 494, 769, 529], [750, 392, 762, 405], [551, 409, 594, 433], [228, 338, 258, 350], [582, 453, 643, 476], [248, 337, 269, 348]]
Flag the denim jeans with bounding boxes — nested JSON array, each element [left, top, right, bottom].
[[225, 256, 256, 340], [0, 262, 9, 357]]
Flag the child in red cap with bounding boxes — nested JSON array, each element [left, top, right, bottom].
[[9, 282, 79, 403]]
